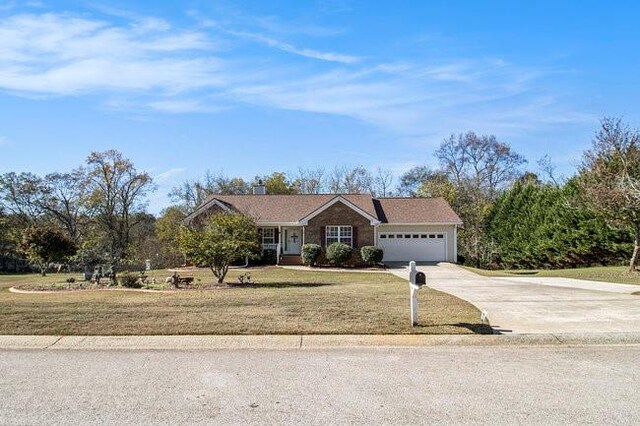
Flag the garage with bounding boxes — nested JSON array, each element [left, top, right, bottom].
[[378, 232, 447, 262]]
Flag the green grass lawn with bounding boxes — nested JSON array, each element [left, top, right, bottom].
[[0, 267, 491, 335], [464, 265, 640, 285]]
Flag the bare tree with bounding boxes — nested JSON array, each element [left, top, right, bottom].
[[292, 167, 326, 194], [85, 150, 155, 264], [329, 165, 373, 194], [435, 132, 526, 267], [437, 132, 526, 200], [579, 117, 640, 271], [39, 170, 90, 242], [537, 155, 561, 186], [371, 167, 394, 197], [170, 170, 249, 213], [0, 172, 44, 225]]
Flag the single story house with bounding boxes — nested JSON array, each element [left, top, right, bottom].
[[184, 183, 462, 265]]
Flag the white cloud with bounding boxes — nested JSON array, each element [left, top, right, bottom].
[[0, 9, 588, 141], [226, 29, 360, 64], [0, 13, 222, 96], [0, 136, 11, 146], [154, 167, 187, 184]]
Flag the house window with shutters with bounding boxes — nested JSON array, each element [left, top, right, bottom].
[[325, 225, 353, 247]]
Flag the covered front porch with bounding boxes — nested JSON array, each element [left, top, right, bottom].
[[259, 226, 304, 265]]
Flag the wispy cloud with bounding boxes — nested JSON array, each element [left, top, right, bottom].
[[0, 13, 222, 96], [0, 8, 589, 143], [154, 167, 187, 184], [226, 29, 360, 64], [0, 136, 12, 146]]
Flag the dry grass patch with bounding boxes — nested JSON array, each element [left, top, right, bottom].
[[0, 267, 491, 335]]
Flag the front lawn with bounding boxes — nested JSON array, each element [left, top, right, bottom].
[[0, 267, 491, 335], [464, 265, 640, 285]]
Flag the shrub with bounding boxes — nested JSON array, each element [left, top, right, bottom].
[[261, 249, 278, 265], [65, 277, 76, 283], [325, 242, 352, 267], [119, 272, 142, 288], [361, 246, 384, 265], [301, 244, 322, 266]]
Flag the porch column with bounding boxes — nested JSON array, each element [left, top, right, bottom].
[[277, 225, 283, 265]]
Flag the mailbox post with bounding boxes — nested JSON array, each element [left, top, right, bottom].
[[409, 261, 426, 326]]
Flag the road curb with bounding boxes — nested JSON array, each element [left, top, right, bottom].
[[2, 333, 640, 350]]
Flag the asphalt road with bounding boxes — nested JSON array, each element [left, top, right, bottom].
[[1, 346, 639, 425]]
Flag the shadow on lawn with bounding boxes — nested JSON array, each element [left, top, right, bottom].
[[234, 282, 333, 289]]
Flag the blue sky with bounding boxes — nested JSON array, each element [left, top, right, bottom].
[[0, 0, 639, 212]]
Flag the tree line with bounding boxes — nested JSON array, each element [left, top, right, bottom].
[[1, 117, 639, 273]]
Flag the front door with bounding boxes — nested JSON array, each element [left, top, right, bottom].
[[283, 227, 302, 255]]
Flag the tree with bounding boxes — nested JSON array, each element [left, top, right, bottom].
[[156, 206, 187, 267], [416, 172, 457, 205], [329, 165, 372, 194], [179, 213, 260, 283], [0, 172, 44, 225], [256, 172, 298, 195], [292, 167, 326, 194], [19, 225, 77, 276], [170, 170, 249, 213], [435, 132, 526, 267], [579, 117, 640, 271], [486, 179, 631, 269], [371, 167, 394, 197], [397, 166, 433, 196], [39, 170, 90, 242], [85, 150, 155, 265]]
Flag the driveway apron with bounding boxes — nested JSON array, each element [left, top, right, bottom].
[[390, 263, 640, 334]]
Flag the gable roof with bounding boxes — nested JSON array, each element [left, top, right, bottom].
[[186, 194, 461, 225], [299, 195, 380, 225]]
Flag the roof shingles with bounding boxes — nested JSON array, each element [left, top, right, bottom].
[[188, 194, 461, 225]]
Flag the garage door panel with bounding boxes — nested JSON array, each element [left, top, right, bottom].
[[378, 232, 446, 262]]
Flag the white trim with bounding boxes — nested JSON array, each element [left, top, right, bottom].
[[299, 196, 380, 226], [183, 198, 233, 224], [325, 225, 354, 248], [377, 231, 449, 262], [256, 221, 300, 226], [453, 224, 458, 262]]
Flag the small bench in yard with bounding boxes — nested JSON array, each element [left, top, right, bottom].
[[166, 272, 195, 288], [178, 276, 194, 285]]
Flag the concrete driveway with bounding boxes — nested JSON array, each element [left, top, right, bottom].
[[390, 263, 640, 334]]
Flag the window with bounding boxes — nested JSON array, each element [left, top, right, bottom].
[[380, 234, 387, 239], [420, 234, 427, 239], [429, 234, 436, 239], [437, 234, 444, 239], [413, 234, 420, 239], [262, 228, 275, 245], [326, 225, 353, 247], [388, 234, 395, 239]]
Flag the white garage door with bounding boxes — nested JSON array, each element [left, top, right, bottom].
[[378, 232, 446, 262]]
